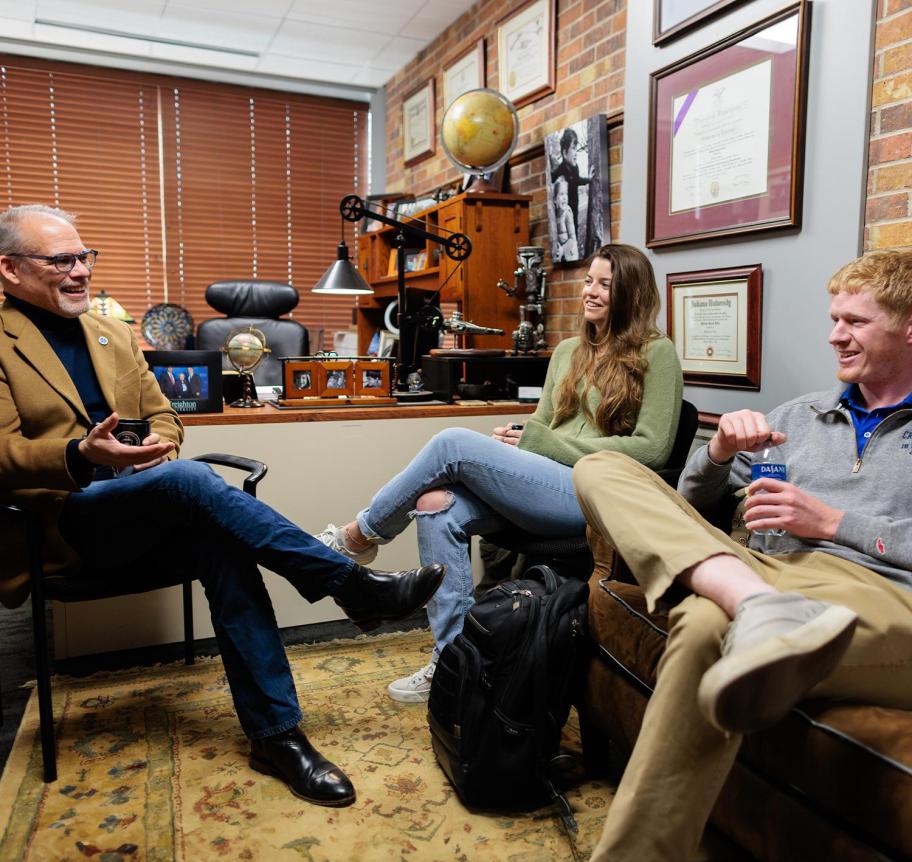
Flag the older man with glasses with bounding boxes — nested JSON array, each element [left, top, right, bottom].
[[0, 203, 445, 805]]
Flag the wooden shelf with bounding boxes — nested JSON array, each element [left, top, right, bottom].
[[355, 191, 531, 354]]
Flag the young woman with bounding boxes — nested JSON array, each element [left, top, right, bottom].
[[319, 244, 683, 702]]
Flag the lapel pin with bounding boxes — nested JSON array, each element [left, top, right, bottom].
[[98, 336, 109, 346]]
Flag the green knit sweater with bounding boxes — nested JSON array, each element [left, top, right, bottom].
[[518, 336, 683, 469]]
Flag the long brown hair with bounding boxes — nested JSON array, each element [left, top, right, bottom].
[[552, 243, 661, 435]]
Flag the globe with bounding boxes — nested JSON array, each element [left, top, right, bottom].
[[224, 327, 269, 408], [226, 328, 267, 373], [441, 88, 519, 175]]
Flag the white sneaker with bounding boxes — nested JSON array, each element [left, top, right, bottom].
[[317, 523, 378, 565], [698, 592, 857, 733], [387, 661, 436, 703]]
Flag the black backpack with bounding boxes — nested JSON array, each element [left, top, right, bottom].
[[427, 564, 589, 826]]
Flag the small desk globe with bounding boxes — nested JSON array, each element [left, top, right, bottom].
[[225, 327, 270, 408], [441, 88, 519, 192]]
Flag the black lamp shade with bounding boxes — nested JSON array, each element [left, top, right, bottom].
[[312, 242, 373, 295]]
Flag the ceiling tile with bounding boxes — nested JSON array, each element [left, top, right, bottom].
[[256, 53, 363, 84], [401, 0, 474, 40], [271, 18, 391, 61], [35, 0, 166, 30], [165, 0, 290, 15], [286, 0, 418, 34], [33, 22, 155, 56], [0, 1, 37, 21], [157, 5, 280, 53], [371, 34, 427, 71]]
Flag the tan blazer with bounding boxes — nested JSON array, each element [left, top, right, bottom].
[[0, 300, 183, 607]]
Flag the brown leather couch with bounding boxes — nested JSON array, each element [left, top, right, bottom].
[[579, 532, 912, 861]]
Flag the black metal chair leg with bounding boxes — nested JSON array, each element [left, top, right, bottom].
[[182, 580, 195, 666], [30, 587, 57, 783]]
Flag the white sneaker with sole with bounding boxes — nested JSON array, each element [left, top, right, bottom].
[[316, 523, 378, 566], [698, 591, 857, 734], [387, 661, 436, 703]]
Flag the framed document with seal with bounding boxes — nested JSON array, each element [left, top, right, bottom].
[[443, 39, 485, 109], [403, 79, 435, 166], [667, 264, 762, 390], [647, 2, 811, 247], [496, 0, 555, 108]]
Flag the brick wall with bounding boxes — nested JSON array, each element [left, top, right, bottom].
[[383, 0, 627, 344], [868, 0, 912, 249]]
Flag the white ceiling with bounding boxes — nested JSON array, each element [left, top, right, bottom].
[[0, 0, 477, 100]]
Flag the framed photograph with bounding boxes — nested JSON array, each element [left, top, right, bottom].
[[354, 359, 392, 396], [654, 0, 750, 46], [666, 264, 762, 390], [403, 79, 435, 166], [378, 330, 399, 359], [283, 359, 318, 398], [144, 349, 223, 414], [647, 2, 811, 248], [545, 114, 610, 265], [496, 0, 555, 109], [317, 360, 353, 396], [443, 39, 485, 109]]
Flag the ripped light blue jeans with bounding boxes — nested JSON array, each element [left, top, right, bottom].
[[356, 427, 585, 657]]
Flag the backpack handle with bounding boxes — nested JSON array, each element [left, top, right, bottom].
[[524, 563, 560, 594]]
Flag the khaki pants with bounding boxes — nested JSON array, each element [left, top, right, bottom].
[[572, 451, 912, 862]]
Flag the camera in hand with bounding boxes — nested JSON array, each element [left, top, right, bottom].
[[113, 419, 150, 447]]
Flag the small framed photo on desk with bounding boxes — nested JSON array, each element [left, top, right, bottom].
[[143, 349, 223, 414]]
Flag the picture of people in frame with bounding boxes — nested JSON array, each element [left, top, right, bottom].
[[325, 369, 348, 389], [154, 365, 208, 400], [545, 115, 609, 265], [362, 369, 384, 389], [293, 370, 312, 390]]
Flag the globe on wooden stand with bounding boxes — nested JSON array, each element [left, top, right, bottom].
[[224, 327, 270, 408], [440, 88, 519, 193]]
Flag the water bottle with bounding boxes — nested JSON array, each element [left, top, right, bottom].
[[750, 443, 787, 536]]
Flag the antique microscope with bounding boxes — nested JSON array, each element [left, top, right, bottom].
[[497, 245, 548, 354]]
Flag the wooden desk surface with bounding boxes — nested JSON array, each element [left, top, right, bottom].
[[181, 401, 537, 427]]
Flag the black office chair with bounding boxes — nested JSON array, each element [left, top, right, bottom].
[[0, 453, 266, 783], [196, 281, 310, 387], [483, 399, 701, 579]]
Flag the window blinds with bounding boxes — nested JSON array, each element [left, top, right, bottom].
[[0, 55, 368, 348]]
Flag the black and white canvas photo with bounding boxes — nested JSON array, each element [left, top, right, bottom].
[[545, 114, 610, 265]]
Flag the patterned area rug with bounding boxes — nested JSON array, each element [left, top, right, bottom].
[[0, 630, 615, 861]]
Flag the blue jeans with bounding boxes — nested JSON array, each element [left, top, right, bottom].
[[59, 459, 356, 739], [357, 427, 585, 656]]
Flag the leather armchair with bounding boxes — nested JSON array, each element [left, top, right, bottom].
[[197, 281, 310, 387]]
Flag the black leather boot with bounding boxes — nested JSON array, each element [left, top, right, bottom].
[[249, 726, 355, 806], [334, 563, 446, 632]]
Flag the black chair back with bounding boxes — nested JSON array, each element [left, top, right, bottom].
[[197, 281, 310, 387], [665, 399, 700, 475]]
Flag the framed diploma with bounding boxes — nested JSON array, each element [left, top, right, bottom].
[[496, 0, 555, 109], [443, 39, 485, 109], [653, 0, 750, 46], [647, 2, 811, 247], [667, 264, 762, 390], [403, 79, 435, 166]]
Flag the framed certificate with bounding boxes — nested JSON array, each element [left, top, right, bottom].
[[647, 2, 811, 247], [496, 0, 555, 109], [403, 79, 435, 166], [653, 0, 750, 45], [443, 39, 485, 109], [667, 264, 762, 390]]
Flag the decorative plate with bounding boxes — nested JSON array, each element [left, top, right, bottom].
[[142, 303, 194, 349]]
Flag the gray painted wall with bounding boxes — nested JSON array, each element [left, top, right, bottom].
[[370, 88, 387, 194], [620, 0, 875, 415]]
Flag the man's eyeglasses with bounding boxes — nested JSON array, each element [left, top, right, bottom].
[[8, 249, 99, 273]]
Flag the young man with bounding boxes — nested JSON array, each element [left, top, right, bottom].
[[572, 250, 912, 861], [0, 204, 445, 807]]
